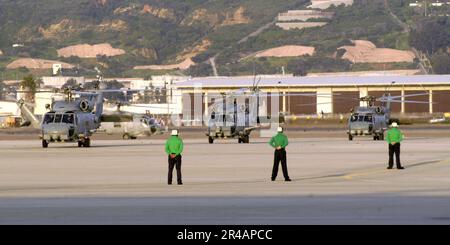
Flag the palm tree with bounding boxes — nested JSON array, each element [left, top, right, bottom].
[[20, 75, 38, 103]]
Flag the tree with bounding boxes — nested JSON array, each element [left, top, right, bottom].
[[187, 63, 213, 77], [410, 18, 448, 55], [61, 78, 80, 90], [287, 59, 310, 76], [20, 75, 38, 102], [0, 80, 5, 100], [431, 53, 450, 74]]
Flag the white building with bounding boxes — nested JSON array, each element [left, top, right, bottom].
[[0, 101, 20, 117], [41, 76, 85, 88]]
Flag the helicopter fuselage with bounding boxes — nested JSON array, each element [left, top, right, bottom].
[[347, 106, 388, 141], [206, 100, 257, 144], [99, 115, 162, 139], [41, 111, 98, 143]]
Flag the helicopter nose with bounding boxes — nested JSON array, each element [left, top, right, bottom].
[[43, 126, 70, 141]]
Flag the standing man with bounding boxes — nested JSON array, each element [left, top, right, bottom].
[[165, 129, 184, 185], [385, 122, 405, 170], [269, 126, 291, 181]]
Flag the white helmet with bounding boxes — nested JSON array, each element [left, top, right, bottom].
[[171, 130, 178, 136], [391, 122, 398, 128], [277, 127, 283, 132]]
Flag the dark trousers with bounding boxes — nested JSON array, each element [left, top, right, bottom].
[[168, 155, 182, 184], [272, 149, 290, 180], [388, 143, 402, 168]]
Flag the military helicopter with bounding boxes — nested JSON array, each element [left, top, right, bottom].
[[206, 77, 332, 144], [99, 101, 164, 139], [18, 88, 105, 148], [347, 91, 431, 141]]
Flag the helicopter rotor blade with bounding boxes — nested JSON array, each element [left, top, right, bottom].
[[384, 100, 434, 104], [386, 93, 429, 99]]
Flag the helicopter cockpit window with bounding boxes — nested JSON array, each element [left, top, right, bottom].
[[364, 115, 373, 122], [350, 114, 359, 122], [43, 113, 55, 124], [54, 114, 63, 123], [62, 114, 74, 124]]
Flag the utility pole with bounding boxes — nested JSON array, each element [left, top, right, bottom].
[[424, 0, 428, 17]]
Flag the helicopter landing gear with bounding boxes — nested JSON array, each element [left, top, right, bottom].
[[241, 135, 250, 144], [208, 136, 214, 144], [123, 134, 130, 140], [348, 134, 353, 141], [373, 134, 384, 141], [42, 140, 48, 148], [78, 137, 91, 147]]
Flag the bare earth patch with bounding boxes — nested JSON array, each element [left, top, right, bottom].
[[133, 58, 195, 71], [254, 45, 315, 58], [308, 0, 354, 9], [6, 58, 74, 69], [57, 43, 126, 58], [338, 40, 415, 63]]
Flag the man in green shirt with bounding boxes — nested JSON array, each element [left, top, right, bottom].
[[165, 129, 184, 185], [269, 127, 291, 181], [385, 122, 404, 170]]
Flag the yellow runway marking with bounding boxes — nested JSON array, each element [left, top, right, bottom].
[[342, 158, 449, 180], [343, 169, 388, 180]]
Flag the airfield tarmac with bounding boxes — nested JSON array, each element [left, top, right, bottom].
[[1, 129, 450, 224]]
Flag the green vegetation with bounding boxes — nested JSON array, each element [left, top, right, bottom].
[[431, 53, 450, 74], [0, 80, 5, 100], [388, 0, 449, 74], [409, 17, 448, 55], [214, 0, 410, 75], [0, 0, 445, 77]]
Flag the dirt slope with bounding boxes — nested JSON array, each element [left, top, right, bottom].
[[254, 45, 315, 57], [338, 40, 415, 63], [6, 58, 74, 69], [57, 43, 126, 58]]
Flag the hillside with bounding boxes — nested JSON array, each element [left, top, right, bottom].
[[0, 0, 446, 78]]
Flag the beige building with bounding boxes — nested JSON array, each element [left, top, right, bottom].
[[174, 75, 450, 118]]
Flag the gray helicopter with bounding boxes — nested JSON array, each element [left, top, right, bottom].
[[99, 101, 164, 139], [206, 92, 258, 144], [206, 78, 331, 144], [347, 92, 430, 141], [18, 89, 104, 148]]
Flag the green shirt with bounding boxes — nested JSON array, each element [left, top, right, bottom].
[[269, 133, 289, 149], [165, 136, 184, 155], [385, 128, 404, 144]]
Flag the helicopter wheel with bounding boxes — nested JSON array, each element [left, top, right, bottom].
[[348, 135, 353, 141], [208, 137, 214, 144], [84, 138, 91, 148], [123, 134, 130, 140], [42, 140, 48, 148], [238, 138, 242, 144], [243, 135, 250, 144], [78, 141, 83, 147]]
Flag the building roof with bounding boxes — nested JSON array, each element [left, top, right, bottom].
[[174, 75, 450, 88]]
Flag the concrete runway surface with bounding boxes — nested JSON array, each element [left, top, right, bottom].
[[1, 135, 450, 224]]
